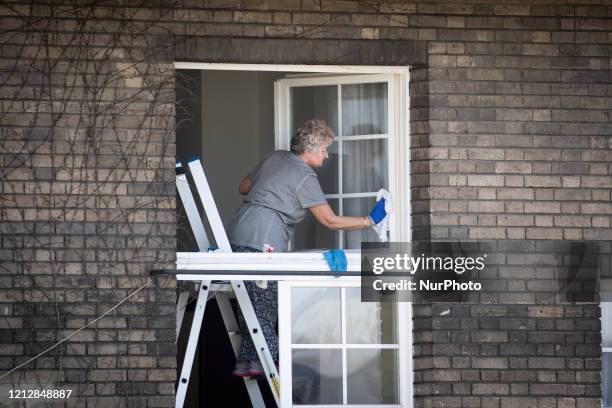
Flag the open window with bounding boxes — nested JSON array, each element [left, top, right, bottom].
[[174, 63, 411, 408], [175, 65, 410, 251]]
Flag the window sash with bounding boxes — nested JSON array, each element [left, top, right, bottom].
[[279, 280, 411, 408], [602, 303, 612, 408], [276, 75, 396, 249]]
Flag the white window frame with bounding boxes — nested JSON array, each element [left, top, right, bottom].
[[273, 72, 411, 245], [279, 280, 412, 408], [603, 302, 611, 407], [174, 62, 413, 407]]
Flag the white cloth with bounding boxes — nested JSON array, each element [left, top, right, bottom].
[[372, 188, 393, 242]]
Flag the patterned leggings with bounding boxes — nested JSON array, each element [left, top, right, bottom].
[[231, 245, 278, 363]]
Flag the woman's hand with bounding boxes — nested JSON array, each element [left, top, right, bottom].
[[309, 203, 371, 231], [369, 198, 387, 224]]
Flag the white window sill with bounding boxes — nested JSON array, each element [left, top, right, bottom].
[[175, 250, 363, 281]]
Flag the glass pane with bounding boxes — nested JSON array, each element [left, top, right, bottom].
[[342, 82, 387, 136], [291, 287, 341, 344], [292, 349, 342, 404], [343, 197, 383, 249], [315, 141, 338, 194], [342, 139, 388, 194], [346, 288, 397, 344], [603, 302, 612, 347], [293, 199, 339, 250], [291, 85, 338, 136], [604, 304, 611, 408], [347, 349, 398, 404]]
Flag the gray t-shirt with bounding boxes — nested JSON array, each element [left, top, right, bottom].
[[228, 150, 327, 252]]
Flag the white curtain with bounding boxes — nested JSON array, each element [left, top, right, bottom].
[[342, 82, 387, 136], [341, 82, 388, 194]]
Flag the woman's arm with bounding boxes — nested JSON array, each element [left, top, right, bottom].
[[239, 176, 253, 195], [308, 203, 371, 230]]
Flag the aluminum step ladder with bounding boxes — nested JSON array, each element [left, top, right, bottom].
[[175, 158, 280, 408]]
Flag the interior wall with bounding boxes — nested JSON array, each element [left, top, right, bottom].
[[201, 70, 285, 230], [176, 69, 202, 252]]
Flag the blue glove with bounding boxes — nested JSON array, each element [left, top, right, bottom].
[[324, 249, 347, 275], [369, 197, 387, 224]]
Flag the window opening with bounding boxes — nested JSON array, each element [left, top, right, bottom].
[[174, 63, 411, 408]]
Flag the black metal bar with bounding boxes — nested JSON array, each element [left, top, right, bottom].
[[150, 269, 360, 276]]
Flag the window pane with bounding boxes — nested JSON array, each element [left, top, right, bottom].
[[293, 199, 339, 250], [347, 349, 398, 404], [342, 82, 387, 136], [291, 287, 341, 344], [605, 353, 612, 407], [343, 197, 384, 249], [346, 288, 397, 344], [291, 85, 338, 136], [342, 138, 388, 194], [603, 302, 612, 347], [315, 141, 338, 194], [292, 349, 342, 404]]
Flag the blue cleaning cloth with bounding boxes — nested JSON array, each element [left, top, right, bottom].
[[369, 197, 387, 224], [323, 249, 347, 275]]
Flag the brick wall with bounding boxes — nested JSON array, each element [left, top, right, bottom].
[[414, 303, 601, 408], [1, 0, 610, 406], [417, 4, 612, 243], [412, 240, 604, 408], [0, 3, 177, 407]]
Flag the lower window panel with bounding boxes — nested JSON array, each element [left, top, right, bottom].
[[292, 349, 343, 404], [347, 349, 398, 404]]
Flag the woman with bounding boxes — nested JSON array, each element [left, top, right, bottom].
[[228, 119, 386, 377]]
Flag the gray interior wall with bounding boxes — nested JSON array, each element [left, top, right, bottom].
[[176, 70, 202, 252], [176, 70, 203, 163], [201, 70, 284, 231]]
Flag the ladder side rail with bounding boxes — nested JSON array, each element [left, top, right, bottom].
[[176, 162, 211, 251], [177, 163, 211, 407], [232, 281, 281, 406], [186, 158, 232, 252], [176, 281, 211, 408]]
